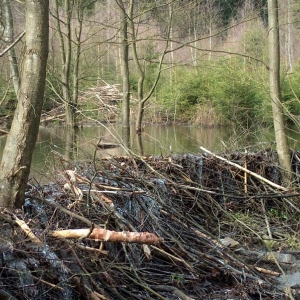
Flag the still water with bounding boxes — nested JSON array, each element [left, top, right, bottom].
[[0, 124, 299, 182]]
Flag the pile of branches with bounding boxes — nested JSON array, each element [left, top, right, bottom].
[[1, 148, 300, 299], [78, 84, 122, 122], [40, 84, 122, 124]]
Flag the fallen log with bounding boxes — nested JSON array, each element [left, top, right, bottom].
[[49, 228, 163, 245]]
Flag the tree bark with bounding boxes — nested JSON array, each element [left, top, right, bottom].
[[0, 0, 49, 208], [3, 0, 20, 96], [268, 0, 293, 183], [285, 0, 293, 72], [72, 1, 83, 127], [54, 0, 75, 128], [117, 0, 131, 143], [128, 0, 169, 134]]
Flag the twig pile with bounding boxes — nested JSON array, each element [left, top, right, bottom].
[[78, 84, 122, 122], [1, 150, 300, 299]]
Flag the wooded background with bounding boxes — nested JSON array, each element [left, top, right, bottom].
[[1, 0, 298, 128]]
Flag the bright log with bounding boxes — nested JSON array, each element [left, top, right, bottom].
[[49, 228, 163, 245]]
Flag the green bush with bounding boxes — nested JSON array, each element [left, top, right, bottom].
[[282, 64, 300, 117], [155, 59, 270, 126]]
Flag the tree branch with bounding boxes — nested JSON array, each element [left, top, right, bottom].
[[0, 30, 25, 57]]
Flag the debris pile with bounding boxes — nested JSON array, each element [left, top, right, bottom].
[[1, 149, 300, 299], [78, 84, 122, 123], [40, 84, 122, 124]]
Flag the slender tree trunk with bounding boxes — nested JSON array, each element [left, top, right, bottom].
[[286, 0, 293, 72], [128, 0, 145, 134], [268, 0, 293, 183], [117, 0, 131, 143], [0, 0, 49, 208], [3, 0, 20, 96], [54, 0, 75, 128], [64, 0, 74, 128], [72, 1, 83, 126], [128, 0, 170, 134]]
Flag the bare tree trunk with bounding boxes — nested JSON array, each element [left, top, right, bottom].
[[116, 0, 130, 141], [0, 0, 49, 208], [72, 1, 83, 126], [128, 0, 170, 134], [3, 0, 20, 96], [54, 0, 75, 128], [268, 0, 293, 183], [127, 0, 145, 134], [285, 0, 293, 72]]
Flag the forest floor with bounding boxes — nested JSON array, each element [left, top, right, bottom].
[[1, 150, 300, 299]]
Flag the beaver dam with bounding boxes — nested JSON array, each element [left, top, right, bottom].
[[2, 148, 300, 299]]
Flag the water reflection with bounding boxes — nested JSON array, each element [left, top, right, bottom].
[[0, 123, 298, 182]]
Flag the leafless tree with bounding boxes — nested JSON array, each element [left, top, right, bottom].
[[268, 0, 293, 183], [0, 0, 49, 208]]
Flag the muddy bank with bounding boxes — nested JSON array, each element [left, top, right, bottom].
[[1, 150, 300, 299]]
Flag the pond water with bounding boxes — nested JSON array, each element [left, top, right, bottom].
[[0, 123, 300, 182]]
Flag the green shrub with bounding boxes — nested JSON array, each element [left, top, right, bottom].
[[153, 58, 271, 126], [282, 64, 300, 117]]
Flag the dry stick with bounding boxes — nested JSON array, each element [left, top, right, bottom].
[[1, 211, 76, 294], [28, 195, 101, 228], [117, 268, 167, 300], [1, 209, 43, 244], [244, 148, 248, 193], [0, 128, 9, 135], [0, 30, 25, 57], [67, 243, 112, 300], [200, 146, 289, 192], [31, 275, 64, 291], [260, 199, 273, 239], [250, 267, 279, 277], [152, 285, 195, 300], [160, 208, 263, 281]]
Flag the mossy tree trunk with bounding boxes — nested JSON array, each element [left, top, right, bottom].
[[0, 0, 49, 208]]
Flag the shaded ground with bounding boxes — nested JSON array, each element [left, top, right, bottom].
[[1, 150, 300, 299]]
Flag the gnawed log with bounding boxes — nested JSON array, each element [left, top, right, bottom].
[[49, 228, 163, 245]]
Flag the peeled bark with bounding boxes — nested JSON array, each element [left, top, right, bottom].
[[0, 0, 49, 208], [50, 228, 163, 245]]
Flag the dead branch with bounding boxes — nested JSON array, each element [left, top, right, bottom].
[[49, 228, 163, 245], [152, 285, 196, 300], [0, 128, 9, 135], [0, 31, 26, 57], [200, 146, 289, 191], [2, 209, 42, 244], [28, 194, 101, 228]]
